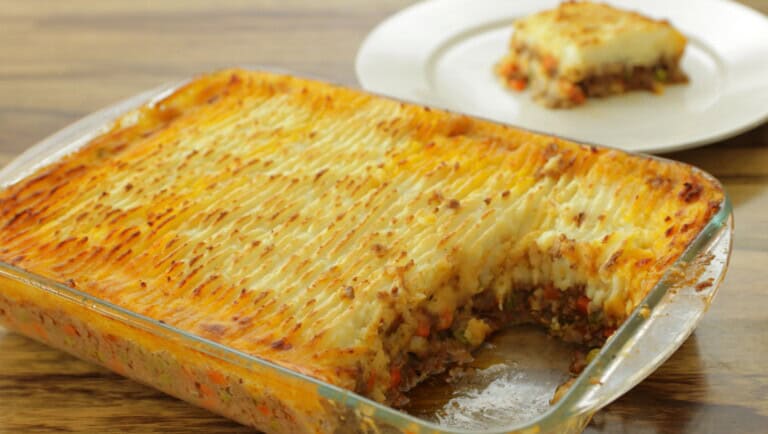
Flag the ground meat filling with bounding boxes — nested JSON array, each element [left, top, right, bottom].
[[382, 284, 612, 406], [498, 44, 688, 107], [577, 61, 688, 98]]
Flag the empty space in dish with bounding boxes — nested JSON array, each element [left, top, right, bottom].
[[406, 325, 574, 429]]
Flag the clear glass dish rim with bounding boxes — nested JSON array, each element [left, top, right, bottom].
[[0, 67, 734, 433]]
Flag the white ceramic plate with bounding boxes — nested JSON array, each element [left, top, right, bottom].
[[356, 0, 768, 153]]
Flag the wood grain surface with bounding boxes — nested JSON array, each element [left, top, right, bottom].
[[1, 1, 767, 433]]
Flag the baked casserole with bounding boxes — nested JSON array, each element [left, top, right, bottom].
[[0, 69, 721, 408], [496, 2, 689, 108]]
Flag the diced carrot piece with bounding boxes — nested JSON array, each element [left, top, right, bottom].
[[568, 86, 586, 104], [543, 287, 560, 300], [576, 295, 590, 315], [390, 366, 402, 389], [498, 61, 519, 77], [63, 324, 79, 337], [508, 78, 527, 91], [198, 384, 213, 398], [258, 404, 271, 417], [33, 323, 48, 340], [541, 55, 558, 74], [207, 369, 227, 386]]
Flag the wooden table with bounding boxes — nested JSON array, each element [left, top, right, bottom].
[[1, 1, 766, 433]]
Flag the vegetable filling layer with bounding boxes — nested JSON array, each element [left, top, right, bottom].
[[380, 282, 613, 405]]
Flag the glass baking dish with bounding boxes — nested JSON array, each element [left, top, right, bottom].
[[0, 71, 733, 434]]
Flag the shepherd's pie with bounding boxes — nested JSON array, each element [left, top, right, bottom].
[[0, 69, 721, 405]]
